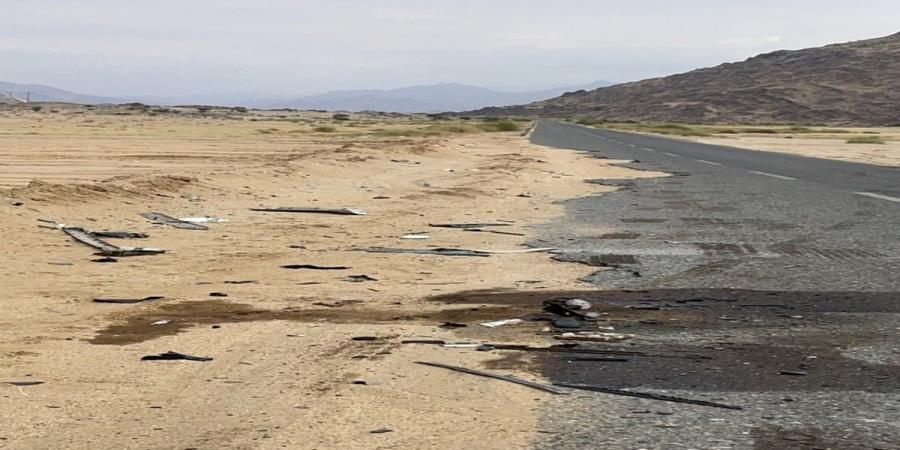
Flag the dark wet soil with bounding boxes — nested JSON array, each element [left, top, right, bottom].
[[430, 288, 900, 393], [89, 299, 530, 345]]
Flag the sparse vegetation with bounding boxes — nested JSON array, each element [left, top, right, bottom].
[[332, 113, 351, 121], [481, 119, 519, 132], [846, 136, 885, 144], [313, 125, 336, 133]]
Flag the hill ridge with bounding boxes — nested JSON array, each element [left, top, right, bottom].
[[474, 32, 900, 126]]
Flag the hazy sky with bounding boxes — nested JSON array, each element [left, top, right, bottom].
[[2, 0, 899, 96]]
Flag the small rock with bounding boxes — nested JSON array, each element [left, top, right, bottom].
[[565, 299, 592, 310], [369, 428, 394, 434]]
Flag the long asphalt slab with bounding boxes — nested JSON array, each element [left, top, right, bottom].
[[524, 120, 900, 449]]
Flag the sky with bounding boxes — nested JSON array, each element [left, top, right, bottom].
[[2, 0, 899, 97]]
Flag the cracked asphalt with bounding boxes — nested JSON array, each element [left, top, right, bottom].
[[526, 121, 900, 450]]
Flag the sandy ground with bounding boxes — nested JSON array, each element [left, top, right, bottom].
[[0, 108, 654, 449], [692, 128, 900, 166]]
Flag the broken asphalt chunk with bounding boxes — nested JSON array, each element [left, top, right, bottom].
[[281, 264, 350, 270], [429, 223, 512, 229], [462, 228, 527, 236], [5, 380, 45, 386], [141, 351, 213, 362], [93, 296, 165, 304], [91, 257, 118, 263], [555, 382, 742, 410], [140, 212, 208, 230], [91, 231, 149, 239], [63, 227, 165, 257], [343, 274, 378, 282], [250, 207, 366, 215], [416, 361, 567, 395], [358, 247, 491, 257]]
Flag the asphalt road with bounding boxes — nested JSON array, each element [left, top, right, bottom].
[[526, 120, 900, 450]]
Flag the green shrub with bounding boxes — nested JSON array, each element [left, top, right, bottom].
[[489, 120, 520, 132], [740, 128, 779, 134], [846, 136, 885, 144], [314, 125, 336, 133]]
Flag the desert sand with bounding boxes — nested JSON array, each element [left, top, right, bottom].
[[693, 128, 900, 166], [0, 107, 655, 449]]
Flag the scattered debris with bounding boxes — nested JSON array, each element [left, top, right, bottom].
[[91, 257, 118, 263], [369, 428, 394, 434], [543, 299, 590, 319], [351, 336, 379, 341], [48, 261, 74, 266], [779, 370, 808, 376], [556, 332, 634, 342], [91, 231, 149, 239], [463, 228, 527, 236], [224, 280, 257, 284], [150, 320, 172, 326], [555, 382, 742, 410], [208, 292, 228, 297], [140, 212, 209, 230], [358, 247, 491, 257], [439, 322, 468, 329], [481, 247, 555, 254], [179, 217, 227, 224], [62, 227, 165, 256], [416, 361, 567, 395], [480, 318, 524, 328], [250, 207, 366, 216], [312, 300, 363, 308], [141, 351, 213, 362], [401, 234, 429, 240], [565, 299, 592, 310], [567, 357, 630, 362], [281, 264, 350, 270], [93, 296, 165, 304], [343, 274, 378, 282], [5, 380, 45, 386], [429, 223, 512, 229], [441, 343, 482, 349], [402, 339, 447, 345], [552, 317, 582, 329]]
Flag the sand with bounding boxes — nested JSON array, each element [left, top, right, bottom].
[[692, 128, 900, 166], [0, 108, 655, 449]]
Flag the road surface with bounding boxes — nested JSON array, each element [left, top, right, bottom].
[[527, 120, 900, 449]]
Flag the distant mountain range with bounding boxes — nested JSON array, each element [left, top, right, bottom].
[[0, 81, 121, 104], [474, 32, 900, 126], [253, 82, 611, 112], [0, 81, 611, 113]]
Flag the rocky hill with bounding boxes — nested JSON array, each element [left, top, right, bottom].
[[475, 32, 900, 126]]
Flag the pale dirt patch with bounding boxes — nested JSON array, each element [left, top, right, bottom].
[[0, 111, 657, 449], [692, 128, 900, 166]]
